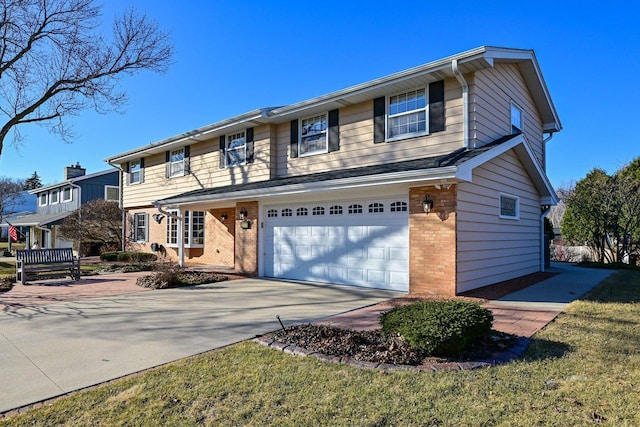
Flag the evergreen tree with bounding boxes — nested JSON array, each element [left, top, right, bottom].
[[23, 171, 42, 190]]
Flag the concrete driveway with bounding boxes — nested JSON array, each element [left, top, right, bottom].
[[0, 278, 400, 412]]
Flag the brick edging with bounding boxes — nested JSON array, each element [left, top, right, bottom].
[[254, 336, 531, 371]]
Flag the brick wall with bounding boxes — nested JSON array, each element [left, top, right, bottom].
[[234, 201, 259, 275], [409, 185, 457, 296]]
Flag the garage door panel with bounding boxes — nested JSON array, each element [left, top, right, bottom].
[[265, 198, 409, 291]]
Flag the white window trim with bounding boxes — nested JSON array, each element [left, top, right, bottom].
[[129, 160, 142, 185], [105, 185, 119, 202], [299, 113, 328, 157], [61, 187, 73, 202], [166, 210, 205, 248], [134, 213, 148, 243], [499, 193, 520, 220], [225, 131, 247, 168], [168, 148, 185, 178], [386, 87, 429, 142], [49, 190, 59, 205], [511, 101, 523, 135], [38, 193, 48, 206]]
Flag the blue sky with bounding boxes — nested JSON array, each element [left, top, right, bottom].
[[0, 0, 638, 188]]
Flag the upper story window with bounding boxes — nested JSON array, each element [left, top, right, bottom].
[[300, 114, 327, 157], [105, 186, 119, 202], [499, 193, 519, 219], [511, 102, 523, 134], [226, 131, 246, 167], [169, 148, 185, 177], [129, 160, 142, 184], [38, 193, 47, 206], [61, 187, 72, 202], [388, 88, 427, 139], [49, 190, 59, 204]]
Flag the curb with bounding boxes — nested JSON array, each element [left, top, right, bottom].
[[254, 335, 531, 371]]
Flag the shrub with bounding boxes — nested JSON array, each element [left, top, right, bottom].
[[380, 300, 493, 356], [136, 267, 228, 289], [100, 251, 157, 263], [0, 276, 13, 291]]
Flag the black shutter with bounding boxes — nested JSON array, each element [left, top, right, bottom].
[[123, 162, 130, 185], [165, 151, 170, 178], [184, 145, 191, 175], [373, 97, 386, 143], [328, 109, 339, 152], [139, 158, 145, 183], [290, 119, 299, 158], [246, 127, 254, 163], [219, 135, 226, 168], [429, 80, 445, 133]]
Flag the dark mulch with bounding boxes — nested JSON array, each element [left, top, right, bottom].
[[267, 324, 519, 366]]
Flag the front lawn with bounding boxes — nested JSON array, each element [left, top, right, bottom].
[[1, 271, 639, 426]]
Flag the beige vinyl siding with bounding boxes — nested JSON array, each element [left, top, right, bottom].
[[470, 63, 545, 167], [122, 125, 273, 208], [276, 78, 464, 177], [456, 149, 541, 293]]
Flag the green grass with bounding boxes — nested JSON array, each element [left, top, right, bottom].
[[2, 271, 639, 426]]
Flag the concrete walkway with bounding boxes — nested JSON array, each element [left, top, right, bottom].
[[0, 277, 400, 413]]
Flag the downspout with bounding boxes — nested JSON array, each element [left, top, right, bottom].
[[542, 132, 554, 167], [452, 59, 469, 149], [154, 202, 185, 267], [540, 206, 551, 272]]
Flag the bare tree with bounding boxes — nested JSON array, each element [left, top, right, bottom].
[[0, 0, 173, 157], [59, 198, 122, 253], [0, 176, 24, 222]]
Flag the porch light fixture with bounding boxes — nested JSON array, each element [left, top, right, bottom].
[[221, 213, 228, 221], [152, 213, 165, 224], [239, 208, 248, 220], [422, 194, 433, 213]]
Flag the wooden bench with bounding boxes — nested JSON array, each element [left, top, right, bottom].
[[15, 248, 81, 285]]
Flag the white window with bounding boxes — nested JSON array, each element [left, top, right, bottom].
[[167, 210, 205, 247], [499, 193, 520, 219], [105, 186, 119, 202], [61, 187, 72, 202], [169, 148, 185, 177], [38, 192, 48, 206], [129, 160, 142, 184], [300, 114, 327, 156], [511, 102, 523, 134], [388, 88, 427, 139], [49, 190, 59, 205], [134, 213, 148, 242], [226, 131, 246, 167]]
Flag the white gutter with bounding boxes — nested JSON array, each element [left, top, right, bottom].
[[452, 59, 470, 149]]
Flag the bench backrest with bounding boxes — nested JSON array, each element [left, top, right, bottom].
[[16, 248, 76, 264]]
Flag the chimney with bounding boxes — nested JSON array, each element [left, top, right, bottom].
[[64, 162, 86, 179]]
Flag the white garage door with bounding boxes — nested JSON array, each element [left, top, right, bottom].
[[264, 198, 409, 291]]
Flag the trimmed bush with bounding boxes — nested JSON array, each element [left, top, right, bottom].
[[380, 300, 493, 356], [100, 251, 157, 263]]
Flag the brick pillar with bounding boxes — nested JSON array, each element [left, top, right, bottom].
[[409, 185, 457, 296], [235, 201, 259, 276]]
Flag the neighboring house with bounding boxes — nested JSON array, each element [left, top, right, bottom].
[[0, 190, 36, 241], [106, 46, 561, 296], [8, 164, 119, 250]]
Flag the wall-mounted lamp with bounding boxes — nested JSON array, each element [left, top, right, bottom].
[[221, 213, 228, 221], [422, 194, 434, 213], [239, 208, 248, 220], [152, 213, 165, 224]]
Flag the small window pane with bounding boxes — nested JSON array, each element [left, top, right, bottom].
[[50, 191, 59, 204], [329, 205, 343, 215], [500, 194, 518, 218], [348, 204, 363, 214], [312, 207, 325, 216], [511, 103, 523, 134], [296, 207, 308, 216], [368, 202, 384, 213], [390, 201, 407, 212], [281, 208, 292, 217], [267, 209, 278, 218]]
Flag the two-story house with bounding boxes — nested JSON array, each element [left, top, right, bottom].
[[106, 46, 561, 296], [8, 164, 119, 250]]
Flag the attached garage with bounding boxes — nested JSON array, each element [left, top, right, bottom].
[[263, 198, 409, 291]]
